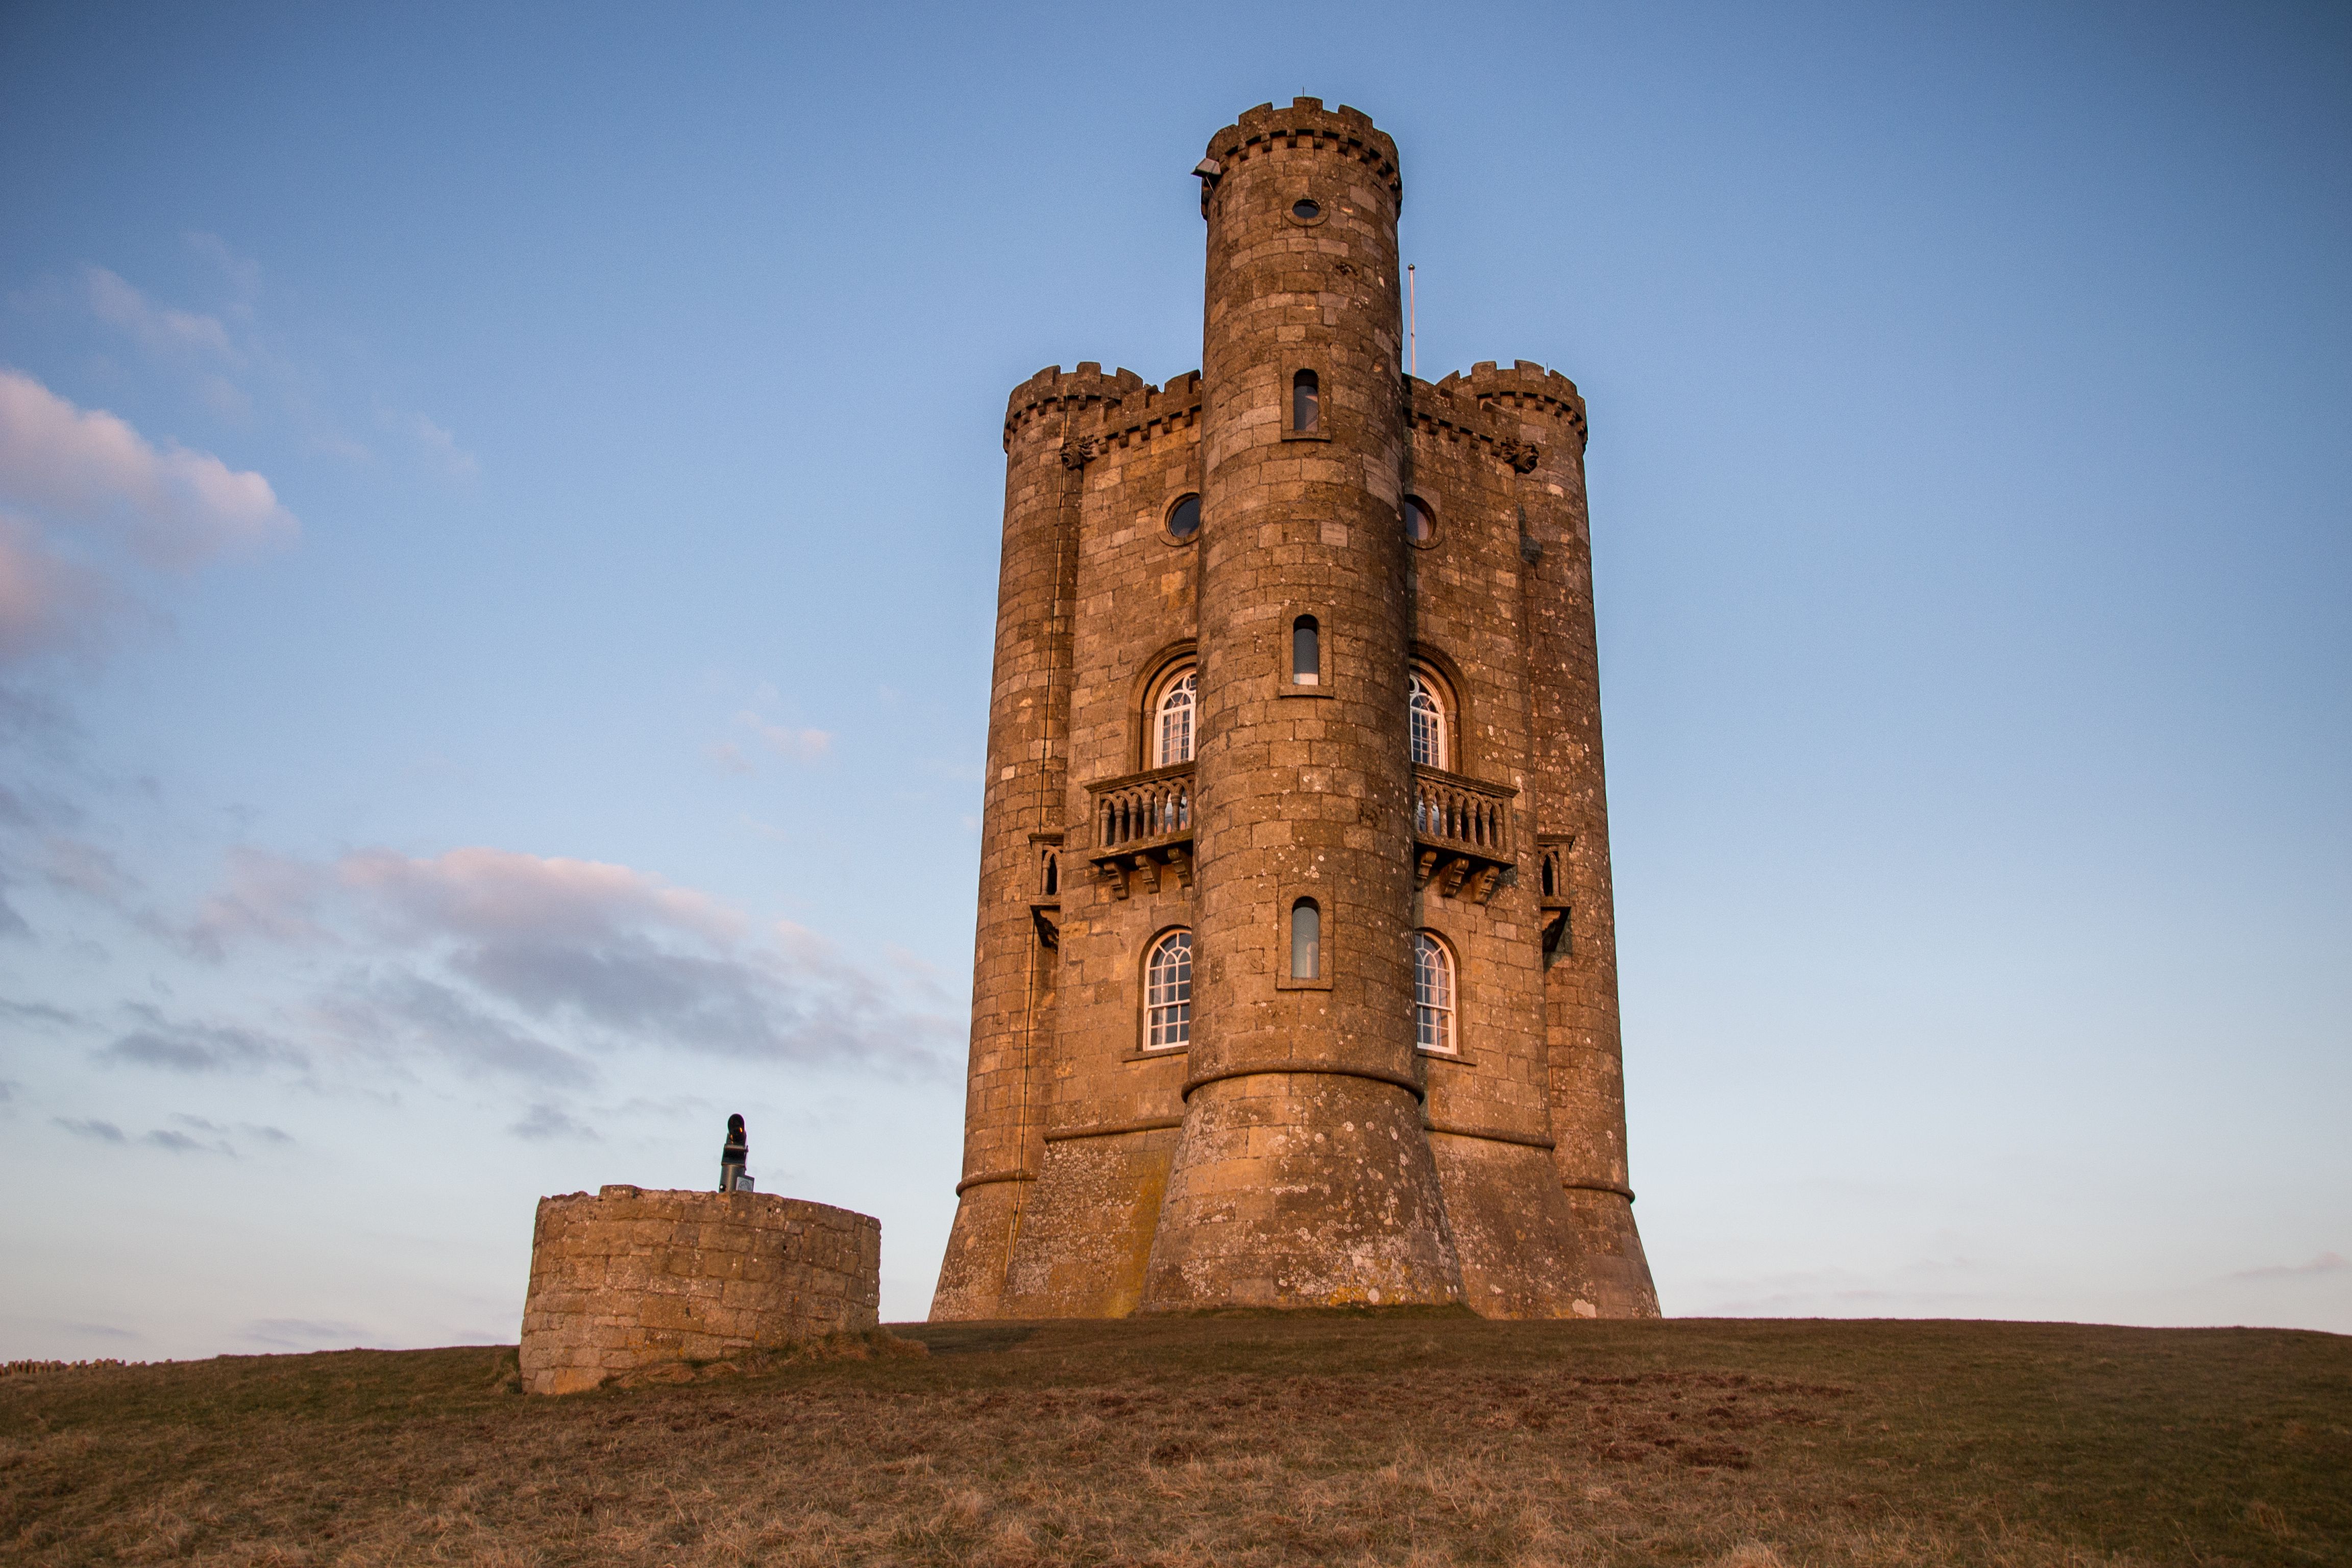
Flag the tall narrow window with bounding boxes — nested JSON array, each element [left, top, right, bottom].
[[1154, 667, 1197, 767], [1290, 899, 1321, 980], [1409, 670, 1448, 768], [1414, 932, 1456, 1054], [1291, 616, 1319, 685], [1292, 370, 1320, 432], [1145, 929, 1192, 1050]]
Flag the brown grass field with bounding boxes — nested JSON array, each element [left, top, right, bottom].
[[2, 1313, 2346, 1566]]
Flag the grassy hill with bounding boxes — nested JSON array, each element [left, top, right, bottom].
[[3, 1315, 2345, 1566]]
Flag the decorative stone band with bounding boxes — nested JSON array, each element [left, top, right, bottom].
[[1425, 1120, 1557, 1152], [1183, 1060, 1426, 1103], [1043, 1115, 1186, 1143], [953, 1166, 1039, 1196], [1563, 1179, 1638, 1202]]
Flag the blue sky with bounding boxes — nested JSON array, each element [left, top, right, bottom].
[[1, 0, 2344, 1355]]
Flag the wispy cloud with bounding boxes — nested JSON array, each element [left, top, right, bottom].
[[381, 408, 477, 481], [511, 1102, 599, 1141], [150, 843, 954, 1090], [81, 266, 236, 359], [241, 1318, 371, 1350], [52, 1116, 127, 1144], [94, 1010, 309, 1074], [740, 713, 834, 762], [2227, 1252, 2348, 1282]]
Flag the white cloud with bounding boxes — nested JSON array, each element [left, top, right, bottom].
[[739, 712, 834, 761], [81, 266, 235, 359], [0, 368, 298, 571], [2227, 1252, 2348, 1282], [384, 408, 477, 481]]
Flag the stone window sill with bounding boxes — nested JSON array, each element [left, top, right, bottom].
[[1275, 974, 1335, 991]]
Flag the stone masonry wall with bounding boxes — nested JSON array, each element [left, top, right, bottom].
[[932, 100, 1660, 1321], [520, 1185, 880, 1395]]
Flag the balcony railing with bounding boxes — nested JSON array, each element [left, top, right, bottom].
[[1086, 762, 1194, 898], [1413, 765, 1516, 902], [1079, 761, 1515, 902]]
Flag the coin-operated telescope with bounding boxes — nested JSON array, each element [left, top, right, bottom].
[[719, 1113, 753, 1193]]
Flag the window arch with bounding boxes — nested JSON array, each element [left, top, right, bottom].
[[1408, 669, 1448, 769], [1413, 932, 1456, 1054], [1289, 898, 1321, 980], [1144, 929, 1192, 1050], [1153, 665, 1198, 767], [1292, 370, 1320, 432]]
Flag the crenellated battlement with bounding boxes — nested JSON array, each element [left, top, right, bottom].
[[1004, 365, 1202, 454], [1202, 97, 1402, 214], [1409, 360, 1588, 466], [1442, 360, 1588, 431], [1004, 362, 1146, 448]]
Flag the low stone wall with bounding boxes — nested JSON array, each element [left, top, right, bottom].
[[519, 1184, 881, 1395]]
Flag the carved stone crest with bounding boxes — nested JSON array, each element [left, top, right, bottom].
[[1495, 437, 1540, 474], [1060, 435, 1098, 471]]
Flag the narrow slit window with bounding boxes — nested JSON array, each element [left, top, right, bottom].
[[1290, 899, 1321, 980], [1145, 930, 1193, 1049], [1292, 370, 1320, 432], [1414, 932, 1455, 1053], [1291, 616, 1319, 685]]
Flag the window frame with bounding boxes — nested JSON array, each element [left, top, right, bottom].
[[1409, 667, 1450, 770], [1140, 927, 1194, 1053], [1413, 930, 1458, 1056], [1273, 889, 1335, 991], [1148, 661, 1199, 769], [1163, 491, 1202, 546]]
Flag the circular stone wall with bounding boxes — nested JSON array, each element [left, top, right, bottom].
[[519, 1184, 881, 1395]]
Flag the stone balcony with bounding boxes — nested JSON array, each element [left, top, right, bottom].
[[1079, 760, 1515, 904], [1087, 762, 1194, 899], [1414, 765, 1516, 903]]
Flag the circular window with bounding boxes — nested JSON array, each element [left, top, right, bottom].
[[1404, 496, 1436, 547], [1290, 198, 1322, 223], [1165, 493, 1201, 543]]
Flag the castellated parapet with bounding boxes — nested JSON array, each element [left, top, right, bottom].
[[931, 100, 1660, 1322], [519, 1186, 879, 1394]]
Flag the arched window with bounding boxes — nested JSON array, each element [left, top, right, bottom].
[[1154, 666, 1197, 767], [1291, 616, 1319, 685], [1145, 929, 1192, 1050], [1290, 898, 1321, 980], [1292, 370, 1320, 432], [1413, 932, 1455, 1054], [1409, 670, 1448, 769]]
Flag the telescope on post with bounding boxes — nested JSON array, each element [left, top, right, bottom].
[[719, 1113, 753, 1193]]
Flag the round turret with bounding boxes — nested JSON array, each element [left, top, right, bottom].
[[1140, 100, 1462, 1311]]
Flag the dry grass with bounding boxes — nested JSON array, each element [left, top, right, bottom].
[[2, 1314, 2345, 1565]]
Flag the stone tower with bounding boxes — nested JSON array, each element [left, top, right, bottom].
[[930, 100, 1659, 1321]]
